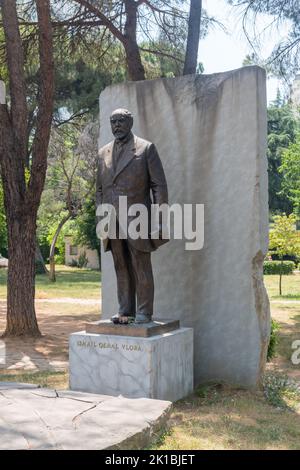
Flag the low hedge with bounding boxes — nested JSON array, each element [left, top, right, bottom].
[[263, 260, 296, 275]]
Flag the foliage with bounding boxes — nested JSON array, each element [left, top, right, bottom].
[[279, 134, 300, 217], [74, 195, 99, 252], [228, 0, 300, 77], [69, 252, 89, 268], [267, 319, 280, 361], [0, 29, 7, 81], [37, 121, 98, 266], [269, 214, 300, 294], [263, 373, 300, 409], [54, 58, 116, 121], [263, 260, 295, 275], [70, 258, 79, 268], [269, 214, 300, 259], [78, 251, 88, 268], [54, 250, 66, 266], [8, 0, 209, 84], [267, 102, 298, 213]]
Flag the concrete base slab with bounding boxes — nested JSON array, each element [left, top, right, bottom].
[[0, 382, 171, 450]]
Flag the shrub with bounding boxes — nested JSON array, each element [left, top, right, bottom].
[[78, 251, 88, 268], [263, 373, 299, 409], [267, 318, 280, 361], [263, 260, 295, 275], [54, 252, 65, 265]]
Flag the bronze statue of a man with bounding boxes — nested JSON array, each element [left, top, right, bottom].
[[96, 108, 169, 324]]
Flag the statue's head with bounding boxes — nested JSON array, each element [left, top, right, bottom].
[[110, 108, 133, 140]]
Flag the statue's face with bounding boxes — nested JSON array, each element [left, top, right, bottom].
[[110, 113, 133, 140]]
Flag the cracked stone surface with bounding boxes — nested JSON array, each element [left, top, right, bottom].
[[0, 383, 171, 450], [99, 67, 270, 388]]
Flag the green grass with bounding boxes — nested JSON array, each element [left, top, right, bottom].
[[151, 273, 300, 450], [151, 384, 300, 450], [0, 265, 101, 299], [1, 267, 296, 301], [264, 273, 300, 300], [0, 370, 68, 389]]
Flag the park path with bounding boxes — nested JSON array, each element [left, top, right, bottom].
[[35, 298, 101, 305], [0, 298, 100, 372]]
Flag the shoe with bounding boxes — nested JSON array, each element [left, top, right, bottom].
[[134, 313, 152, 324], [111, 314, 135, 325]]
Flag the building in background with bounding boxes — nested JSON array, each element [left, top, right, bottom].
[[65, 236, 100, 270]]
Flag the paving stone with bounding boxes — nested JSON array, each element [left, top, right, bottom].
[[0, 383, 171, 450]]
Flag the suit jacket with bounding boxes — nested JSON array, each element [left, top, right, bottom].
[[96, 134, 169, 252]]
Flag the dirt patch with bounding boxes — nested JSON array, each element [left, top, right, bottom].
[[0, 300, 100, 372]]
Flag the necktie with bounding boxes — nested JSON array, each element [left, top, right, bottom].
[[113, 140, 124, 172]]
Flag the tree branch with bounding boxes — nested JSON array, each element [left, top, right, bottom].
[[140, 46, 184, 63], [72, 0, 125, 43], [4, 19, 106, 28]]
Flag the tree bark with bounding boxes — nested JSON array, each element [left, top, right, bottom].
[[0, 0, 54, 337], [73, 0, 145, 81], [49, 214, 71, 282], [124, 0, 145, 81], [5, 215, 40, 336], [124, 38, 145, 81], [183, 0, 202, 75], [0, 102, 39, 336]]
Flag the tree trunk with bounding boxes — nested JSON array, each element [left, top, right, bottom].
[[4, 214, 40, 337], [279, 259, 283, 296], [124, 0, 145, 81], [49, 214, 71, 282], [183, 0, 202, 75], [0, 100, 40, 337], [0, 0, 54, 336], [124, 38, 145, 81], [49, 257, 56, 282]]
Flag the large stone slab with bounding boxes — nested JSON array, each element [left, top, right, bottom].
[[99, 66, 270, 388], [0, 383, 171, 450], [69, 328, 193, 401]]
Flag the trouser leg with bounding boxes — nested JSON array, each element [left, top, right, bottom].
[[110, 238, 136, 315], [127, 244, 154, 318]]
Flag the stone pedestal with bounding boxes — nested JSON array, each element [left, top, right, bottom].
[[69, 327, 193, 401]]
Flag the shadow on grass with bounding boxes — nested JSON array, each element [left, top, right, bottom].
[[0, 309, 99, 371]]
